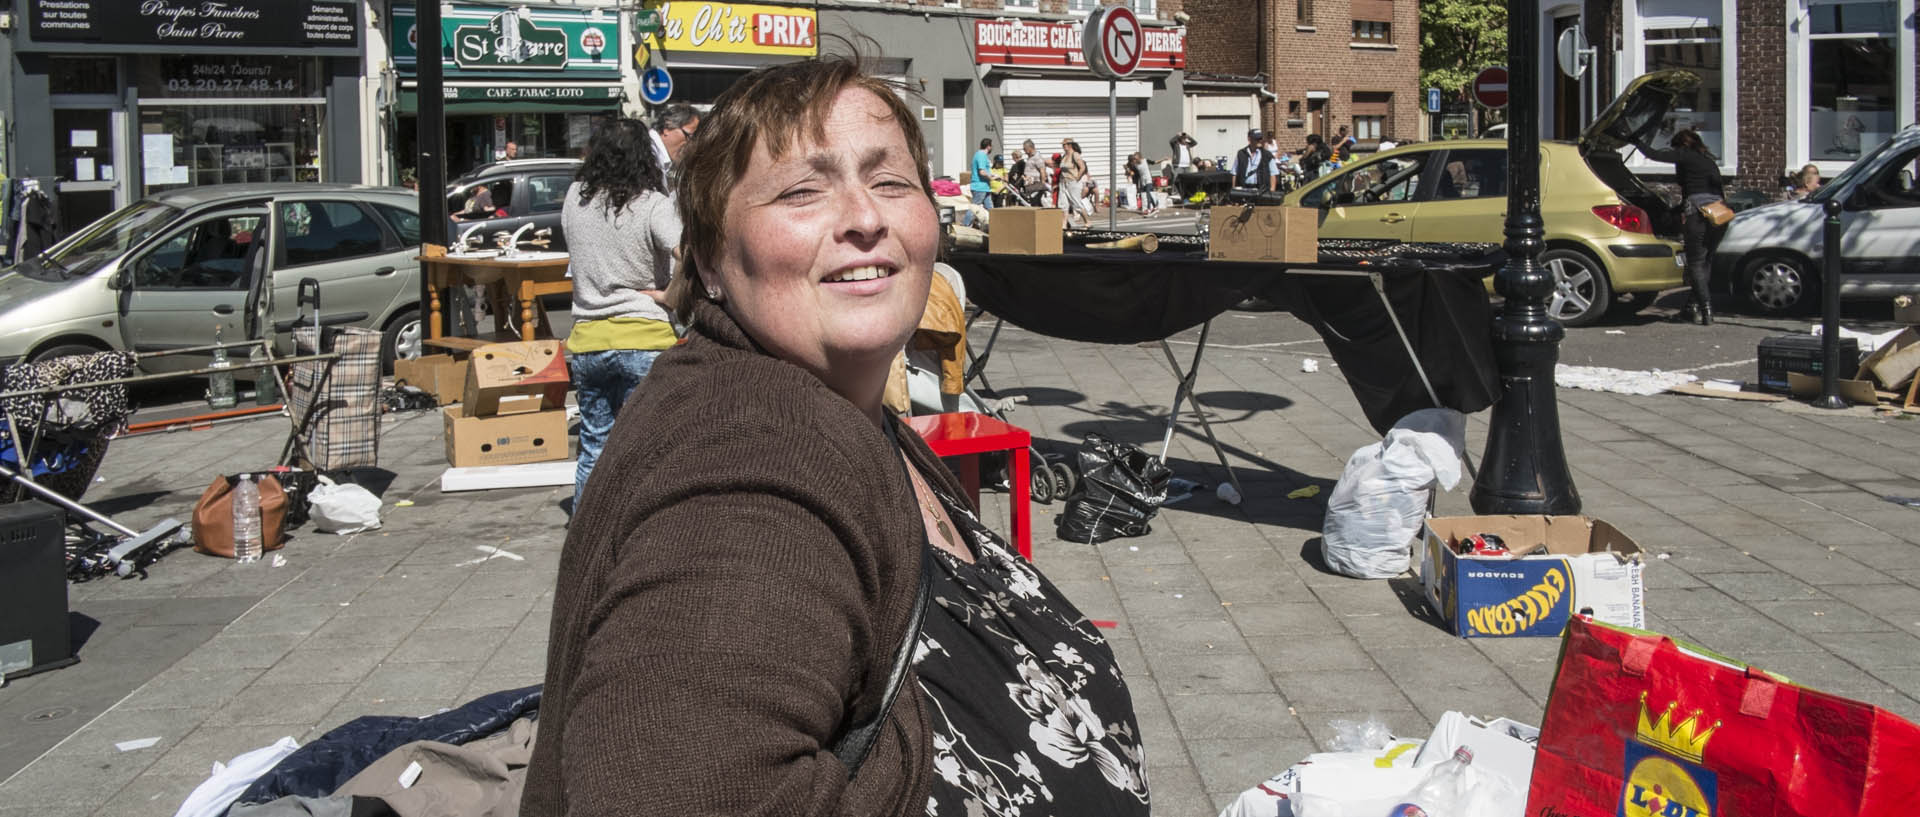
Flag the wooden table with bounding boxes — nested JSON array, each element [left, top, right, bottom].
[[418, 253, 572, 342]]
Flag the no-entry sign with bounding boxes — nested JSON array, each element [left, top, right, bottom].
[[1473, 66, 1510, 109], [1083, 6, 1142, 79]]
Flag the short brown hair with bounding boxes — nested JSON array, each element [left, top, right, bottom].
[[669, 57, 934, 321]]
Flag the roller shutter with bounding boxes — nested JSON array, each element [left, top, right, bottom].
[[1001, 97, 1142, 183]]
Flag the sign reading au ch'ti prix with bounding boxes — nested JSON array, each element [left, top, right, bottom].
[[392, 4, 621, 75], [636, 3, 818, 57], [974, 18, 1183, 70], [27, 0, 360, 51]]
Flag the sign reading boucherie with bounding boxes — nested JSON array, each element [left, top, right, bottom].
[[974, 19, 1182, 69], [27, 0, 359, 50]]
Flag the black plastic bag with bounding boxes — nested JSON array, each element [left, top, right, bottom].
[[1056, 433, 1172, 544]]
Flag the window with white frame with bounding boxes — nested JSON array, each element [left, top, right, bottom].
[[1003, 0, 1038, 10], [1643, 24, 1723, 159], [1127, 0, 1158, 17], [1067, 0, 1100, 14], [1625, 1, 1734, 169], [1808, 0, 1898, 161]]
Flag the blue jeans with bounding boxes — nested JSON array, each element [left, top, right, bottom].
[[568, 348, 661, 505], [962, 188, 994, 227]]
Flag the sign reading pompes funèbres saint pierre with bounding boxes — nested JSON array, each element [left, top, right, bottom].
[[392, 4, 622, 76], [27, 0, 360, 51]]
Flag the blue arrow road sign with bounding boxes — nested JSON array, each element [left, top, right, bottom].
[[1427, 88, 1442, 113], [641, 66, 673, 105]]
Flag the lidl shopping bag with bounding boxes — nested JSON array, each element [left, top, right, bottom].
[[1528, 617, 1920, 817]]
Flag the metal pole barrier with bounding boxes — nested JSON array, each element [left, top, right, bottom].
[[1109, 78, 1118, 232], [1470, 0, 1582, 515], [1814, 199, 1847, 409]]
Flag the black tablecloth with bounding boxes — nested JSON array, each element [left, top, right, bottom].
[[946, 245, 1503, 434]]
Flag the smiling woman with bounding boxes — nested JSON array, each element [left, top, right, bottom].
[[525, 56, 1148, 817]]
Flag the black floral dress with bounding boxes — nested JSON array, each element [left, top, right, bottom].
[[912, 479, 1150, 817]]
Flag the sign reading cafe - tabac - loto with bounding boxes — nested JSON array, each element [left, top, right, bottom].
[[27, 0, 360, 49]]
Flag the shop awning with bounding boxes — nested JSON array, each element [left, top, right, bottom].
[[397, 83, 622, 115]]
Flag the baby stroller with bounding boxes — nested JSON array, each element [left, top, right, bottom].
[[901, 265, 1077, 503]]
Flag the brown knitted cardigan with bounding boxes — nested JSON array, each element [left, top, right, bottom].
[[521, 299, 941, 816]]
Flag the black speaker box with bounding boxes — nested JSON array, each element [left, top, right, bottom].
[[0, 500, 77, 680]]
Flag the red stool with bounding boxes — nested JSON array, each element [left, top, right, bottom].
[[906, 412, 1033, 560]]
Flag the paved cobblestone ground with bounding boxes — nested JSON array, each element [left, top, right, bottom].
[[3, 310, 1917, 817]]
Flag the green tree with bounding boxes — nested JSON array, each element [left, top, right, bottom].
[[1421, 0, 1509, 100]]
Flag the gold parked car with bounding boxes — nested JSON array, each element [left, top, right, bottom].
[[1283, 71, 1698, 327]]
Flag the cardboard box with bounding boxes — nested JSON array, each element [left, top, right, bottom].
[[1787, 371, 1880, 405], [393, 354, 470, 406], [988, 207, 1064, 255], [1421, 515, 1645, 638], [443, 405, 569, 467], [1858, 326, 1920, 389], [464, 340, 569, 417], [1208, 205, 1318, 263]]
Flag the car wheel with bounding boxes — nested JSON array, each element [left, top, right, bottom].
[[1539, 248, 1613, 328], [29, 342, 108, 363], [381, 308, 422, 373], [1740, 254, 1815, 316]]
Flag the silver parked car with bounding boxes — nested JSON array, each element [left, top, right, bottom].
[[1713, 124, 1920, 315], [0, 184, 424, 372]]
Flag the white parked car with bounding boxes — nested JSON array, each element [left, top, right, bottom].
[[1713, 124, 1920, 315]]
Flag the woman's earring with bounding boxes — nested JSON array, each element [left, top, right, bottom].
[[705, 286, 723, 302]]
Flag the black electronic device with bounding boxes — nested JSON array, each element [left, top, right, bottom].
[[1757, 335, 1862, 394], [0, 500, 77, 680]]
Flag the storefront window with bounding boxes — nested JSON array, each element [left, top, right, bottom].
[[49, 56, 117, 95], [1809, 0, 1897, 161], [134, 56, 326, 194], [1644, 26, 1724, 159]]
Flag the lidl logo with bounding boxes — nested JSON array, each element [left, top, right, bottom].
[[1619, 742, 1716, 817]]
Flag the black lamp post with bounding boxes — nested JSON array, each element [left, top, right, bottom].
[[416, 0, 449, 249], [1468, 0, 1582, 515]]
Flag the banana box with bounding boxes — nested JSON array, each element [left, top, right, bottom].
[[1420, 515, 1645, 638]]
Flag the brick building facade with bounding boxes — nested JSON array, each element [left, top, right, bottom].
[[1561, 0, 1913, 195], [1182, 0, 1421, 156]]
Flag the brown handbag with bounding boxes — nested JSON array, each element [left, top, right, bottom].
[[1700, 199, 1736, 226], [191, 474, 289, 558]]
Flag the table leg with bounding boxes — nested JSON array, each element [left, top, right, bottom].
[[427, 270, 442, 340], [958, 455, 981, 511], [519, 277, 536, 341], [1011, 445, 1031, 561]]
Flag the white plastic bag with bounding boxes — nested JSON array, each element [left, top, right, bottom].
[[173, 736, 300, 817], [309, 476, 383, 534], [1322, 409, 1466, 579]]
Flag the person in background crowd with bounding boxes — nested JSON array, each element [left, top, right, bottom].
[[969, 138, 995, 215], [558, 118, 679, 503], [1300, 133, 1331, 180], [1787, 163, 1822, 200], [1128, 151, 1158, 214], [1058, 140, 1093, 228], [451, 182, 497, 221], [988, 154, 1010, 206], [502, 141, 519, 161], [1170, 131, 1197, 173], [1634, 129, 1725, 325], [1332, 125, 1356, 162], [525, 56, 1149, 817], [1234, 129, 1275, 192], [650, 104, 702, 182]]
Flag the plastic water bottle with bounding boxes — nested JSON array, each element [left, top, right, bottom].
[[207, 325, 237, 409], [1387, 747, 1474, 817], [232, 474, 262, 563]]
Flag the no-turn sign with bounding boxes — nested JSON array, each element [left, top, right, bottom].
[[1083, 6, 1142, 79], [1473, 66, 1510, 109]]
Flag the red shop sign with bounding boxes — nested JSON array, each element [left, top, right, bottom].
[[974, 19, 1184, 70]]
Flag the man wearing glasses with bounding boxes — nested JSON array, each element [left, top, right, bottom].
[[649, 104, 702, 186]]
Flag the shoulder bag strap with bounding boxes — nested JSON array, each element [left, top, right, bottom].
[[833, 421, 935, 778]]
